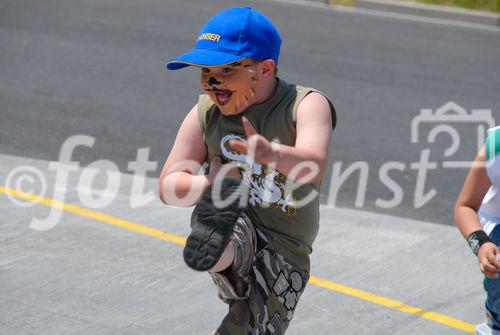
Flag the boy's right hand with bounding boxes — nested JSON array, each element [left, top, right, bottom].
[[478, 242, 500, 279], [207, 156, 241, 184]]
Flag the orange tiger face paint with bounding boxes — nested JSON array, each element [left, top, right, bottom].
[[200, 59, 259, 116]]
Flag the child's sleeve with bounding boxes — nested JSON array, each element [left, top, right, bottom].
[[486, 126, 500, 161], [197, 94, 215, 132], [292, 87, 337, 131], [486, 126, 500, 187]]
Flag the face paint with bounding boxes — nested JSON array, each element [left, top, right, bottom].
[[200, 59, 260, 116]]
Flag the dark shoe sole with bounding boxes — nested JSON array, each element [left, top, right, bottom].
[[183, 178, 245, 271]]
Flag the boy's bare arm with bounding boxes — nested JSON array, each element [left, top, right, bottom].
[[158, 104, 210, 207], [454, 146, 491, 238], [454, 146, 499, 278], [230, 92, 333, 183]]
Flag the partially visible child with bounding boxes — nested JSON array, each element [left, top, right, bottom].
[[455, 126, 500, 335]]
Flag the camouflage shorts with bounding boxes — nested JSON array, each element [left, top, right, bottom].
[[208, 215, 310, 335]]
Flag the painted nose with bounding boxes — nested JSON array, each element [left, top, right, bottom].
[[208, 77, 221, 86]]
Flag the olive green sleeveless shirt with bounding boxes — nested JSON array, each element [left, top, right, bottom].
[[197, 78, 336, 270]]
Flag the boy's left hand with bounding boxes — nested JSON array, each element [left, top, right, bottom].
[[229, 116, 279, 165], [478, 242, 500, 279]]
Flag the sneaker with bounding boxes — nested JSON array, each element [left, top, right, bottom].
[[183, 178, 246, 271], [476, 319, 500, 335]]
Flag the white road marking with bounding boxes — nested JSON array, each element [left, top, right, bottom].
[[266, 0, 500, 33]]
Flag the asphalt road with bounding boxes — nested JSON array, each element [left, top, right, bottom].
[[0, 153, 486, 334], [1, 0, 499, 224]]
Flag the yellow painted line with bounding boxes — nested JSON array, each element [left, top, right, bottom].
[[309, 276, 475, 333], [0, 186, 186, 246], [0, 185, 475, 333]]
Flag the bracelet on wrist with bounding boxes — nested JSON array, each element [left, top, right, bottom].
[[467, 230, 492, 255]]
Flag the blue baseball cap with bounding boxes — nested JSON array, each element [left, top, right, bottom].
[[165, 6, 282, 70]]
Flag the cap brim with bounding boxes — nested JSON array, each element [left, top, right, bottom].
[[165, 48, 245, 70]]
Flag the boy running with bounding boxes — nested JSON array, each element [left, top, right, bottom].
[[159, 6, 336, 334]]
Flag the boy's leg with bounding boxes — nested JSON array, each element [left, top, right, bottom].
[[184, 177, 309, 334], [184, 178, 245, 271], [209, 214, 256, 301], [213, 226, 310, 335], [483, 224, 500, 333]]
